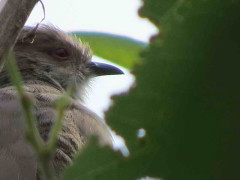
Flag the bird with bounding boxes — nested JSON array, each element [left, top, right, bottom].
[[0, 25, 123, 180]]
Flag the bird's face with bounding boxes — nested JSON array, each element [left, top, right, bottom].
[[12, 25, 123, 98]]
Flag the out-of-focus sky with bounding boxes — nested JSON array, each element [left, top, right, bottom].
[[26, 0, 157, 41], [26, 0, 157, 117]]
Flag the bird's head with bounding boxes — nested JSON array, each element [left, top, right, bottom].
[[1, 25, 123, 98]]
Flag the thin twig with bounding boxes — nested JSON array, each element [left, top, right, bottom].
[[23, 0, 46, 43]]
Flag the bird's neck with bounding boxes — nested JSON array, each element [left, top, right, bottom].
[[0, 72, 85, 101], [23, 83, 63, 95], [0, 72, 64, 95]]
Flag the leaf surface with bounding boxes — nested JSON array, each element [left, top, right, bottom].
[[65, 1, 240, 179]]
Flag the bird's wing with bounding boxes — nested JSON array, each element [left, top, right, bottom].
[[17, 88, 112, 175], [0, 88, 37, 180], [66, 101, 113, 146], [32, 90, 112, 147]]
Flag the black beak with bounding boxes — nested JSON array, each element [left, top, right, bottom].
[[88, 62, 124, 76]]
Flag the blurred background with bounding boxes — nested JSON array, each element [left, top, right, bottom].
[[26, 0, 157, 117]]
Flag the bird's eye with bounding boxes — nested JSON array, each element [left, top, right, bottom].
[[50, 48, 70, 60]]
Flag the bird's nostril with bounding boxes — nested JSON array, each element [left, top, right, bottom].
[[87, 62, 97, 68]]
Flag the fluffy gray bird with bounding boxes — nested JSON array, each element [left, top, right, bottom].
[[0, 25, 123, 179]]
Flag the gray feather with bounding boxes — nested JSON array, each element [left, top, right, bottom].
[[0, 25, 112, 179]]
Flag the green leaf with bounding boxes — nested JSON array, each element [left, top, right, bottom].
[[72, 32, 146, 68], [5, 48, 24, 95], [63, 139, 123, 180], [65, 0, 240, 180]]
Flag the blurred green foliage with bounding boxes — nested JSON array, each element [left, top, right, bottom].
[[73, 32, 146, 68], [64, 0, 240, 180]]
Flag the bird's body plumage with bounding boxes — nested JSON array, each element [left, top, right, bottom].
[[0, 25, 122, 179]]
